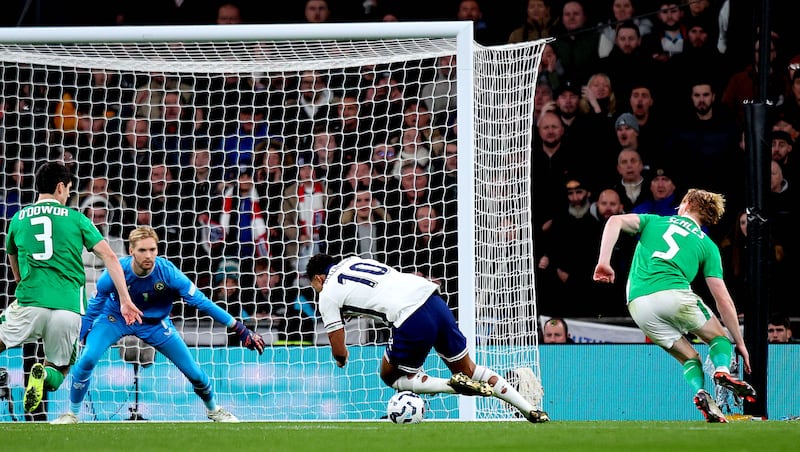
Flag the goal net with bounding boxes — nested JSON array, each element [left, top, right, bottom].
[[0, 23, 545, 422]]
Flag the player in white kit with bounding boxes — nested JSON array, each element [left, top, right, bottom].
[[307, 254, 549, 422]]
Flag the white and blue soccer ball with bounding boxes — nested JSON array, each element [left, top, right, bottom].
[[386, 391, 425, 424]]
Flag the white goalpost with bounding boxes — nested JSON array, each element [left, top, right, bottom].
[[0, 23, 546, 422]]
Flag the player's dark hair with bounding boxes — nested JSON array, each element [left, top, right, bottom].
[[35, 161, 72, 194], [306, 253, 338, 281]]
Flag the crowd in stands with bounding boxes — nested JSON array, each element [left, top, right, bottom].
[[1, 0, 799, 343]]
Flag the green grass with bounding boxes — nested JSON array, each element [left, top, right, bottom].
[[2, 421, 799, 452]]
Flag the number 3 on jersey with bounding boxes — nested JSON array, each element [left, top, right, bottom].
[[337, 262, 389, 287], [30, 216, 54, 261], [652, 224, 689, 260]]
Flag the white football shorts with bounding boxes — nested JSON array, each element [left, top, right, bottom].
[[0, 301, 80, 367], [627, 289, 714, 349]]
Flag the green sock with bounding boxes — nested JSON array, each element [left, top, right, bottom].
[[682, 358, 705, 392], [708, 336, 733, 372], [44, 366, 65, 391]]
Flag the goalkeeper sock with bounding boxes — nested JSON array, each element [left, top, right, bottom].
[[193, 380, 217, 411], [682, 358, 705, 392], [392, 372, 455, 394], [473, 365, 534, 414], [69, 375, 91, 413], [708, 336, 732, 374], [44, 366, 65, 391]]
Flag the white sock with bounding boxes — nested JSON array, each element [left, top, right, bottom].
[[473, 365, 533, 414], [392, 372, 455, 394]]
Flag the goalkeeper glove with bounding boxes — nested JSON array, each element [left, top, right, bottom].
[[231, 320, 265, 355]]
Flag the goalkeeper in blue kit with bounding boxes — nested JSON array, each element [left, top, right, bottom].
[[51, 226, 264, 424]]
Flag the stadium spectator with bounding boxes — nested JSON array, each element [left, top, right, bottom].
[[508, 0, 555, 43], [628, 82, 666, 165], [178, 147, 225, 292], [598, 20, 657, 105], [767, 315, 797, 343], [420, 55, 457, 127], [597, 0, 653, 58], [542, 317, 574, 343], [75, 173, 129, 238], [4, 162, 139, 415], [282, 70, 337, 152], [456, 0, 502, 45], [668, 79, 742, 231], [304, 0, 331, 23], [547, 176, 603, 317], [631, 165, 682, 216], [81, 200, 127, 298], [108, 117, 160, 186], [325, 186, 399, 265], [216, 3, 242, 24], [385, 162, 442, 244], [641, 1, 685, 64], [305, 253, 549, 423], [537, 43, 564, 95], [549, 80, 590, 145], [612, 148, 650, 212], [722, 36, 784, 128], [594, 189, 756, 423], [133, 161, 182, 257], [533, 82, 554, 126], [767, 160, 795, 312], [51, 226, 262, 424], [589, 188, 632, 313], [281, 153, 329, 282], [220, 168, 270, 287], [218, 106, 270, 178], [771, 129, 797, 186], [1, 158, 34, 222], [399, 204, 457, 302], [665, 15, 729, 112], [550, 0, 599, 84]]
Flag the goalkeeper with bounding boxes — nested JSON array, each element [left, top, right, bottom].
[[51, 226, 264, 424]]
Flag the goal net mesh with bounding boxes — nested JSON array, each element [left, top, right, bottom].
[[0, 32, 545, 421]]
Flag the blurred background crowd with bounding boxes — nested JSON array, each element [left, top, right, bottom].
[[1, 0, 798, 343]]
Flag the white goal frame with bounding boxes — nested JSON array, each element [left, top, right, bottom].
[[0, 22, 544, 421]]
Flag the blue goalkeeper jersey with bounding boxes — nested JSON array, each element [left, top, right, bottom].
[[86, 256, 233, 326]]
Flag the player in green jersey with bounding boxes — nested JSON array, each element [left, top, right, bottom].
[[2, 162, 142, 414], [594, 189, 756, 423]]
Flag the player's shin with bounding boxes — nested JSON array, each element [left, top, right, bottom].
[[708, 336, 733, 373], [194, 379, 217, 411], [473, 365, 534, 413], [392, 371, 455, 394], [43, 366, 65, 391], [682, 358, 705, 392]]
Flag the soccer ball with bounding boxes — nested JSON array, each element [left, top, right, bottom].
[[386, 391, 425, 424]]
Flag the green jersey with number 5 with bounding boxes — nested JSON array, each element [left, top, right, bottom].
[[6, 199, 105, 314], [627, 214, 724, 302]]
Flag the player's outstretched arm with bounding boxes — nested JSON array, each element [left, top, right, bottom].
[[328, 328, 348, 368], [230, 320, 265, 355], [706, 276, 751, 374], [594, 214, 640, 283], [93, 240, 142, 325]]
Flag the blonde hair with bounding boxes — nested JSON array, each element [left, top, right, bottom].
[[681, 188, 725, 225], [128, 226, 160, 249]]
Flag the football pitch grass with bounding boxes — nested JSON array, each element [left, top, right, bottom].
[[2, 420, 798, 451]]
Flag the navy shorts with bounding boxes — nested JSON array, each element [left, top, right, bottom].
[[385, 294, 468, 372]]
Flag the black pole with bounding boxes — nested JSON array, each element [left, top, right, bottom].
[[742, 0, 773, 418], [743, 103, 769, 418]]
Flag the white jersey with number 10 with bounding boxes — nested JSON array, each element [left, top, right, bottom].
[[318, 257, 438, 333]]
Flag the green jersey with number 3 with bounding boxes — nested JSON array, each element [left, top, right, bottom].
[[6, 199, 105, 314], [627, 214, 724, 302]]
